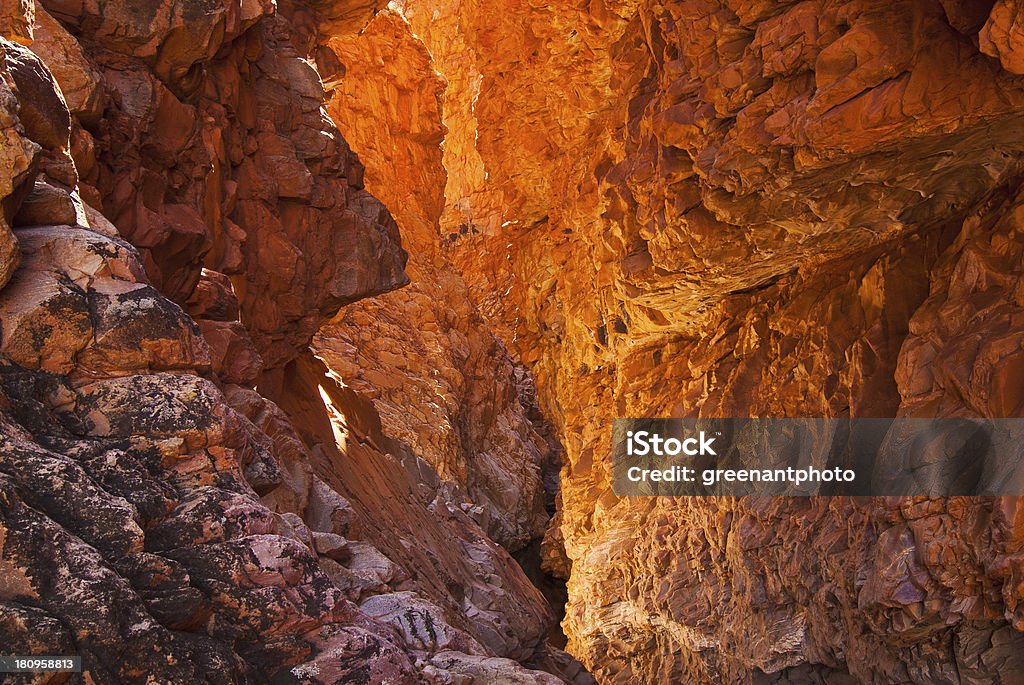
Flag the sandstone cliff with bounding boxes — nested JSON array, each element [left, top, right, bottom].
[[314, 11, 557, 553]]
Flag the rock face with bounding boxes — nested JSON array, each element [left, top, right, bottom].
[[346, 0, 1024, 683], [0, 1, 579, 683], [5, 0, 1024, 683], [45, 0, 408, 370], [313, 10, 556, 553]]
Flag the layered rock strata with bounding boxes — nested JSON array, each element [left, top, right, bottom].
[[5, 0, 1024, 683]]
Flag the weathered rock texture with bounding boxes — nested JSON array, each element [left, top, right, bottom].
[[6, 0, 1024, 683], [339, 0, 1024, 683], [0, 1, 578, 682], [313, 10, 557, 553]]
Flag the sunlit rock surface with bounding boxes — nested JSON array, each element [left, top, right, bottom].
[[313, 11, 557, 553], [373, 0, 1024, 682]]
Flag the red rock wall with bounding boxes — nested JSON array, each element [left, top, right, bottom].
[[313, 10, 558, 553], [0, 1, 585, 682], [5, 0, 1024, 682], [366, 0, 1024, 682]]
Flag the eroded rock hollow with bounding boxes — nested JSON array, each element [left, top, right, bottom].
[[2, 0, 1024, 683]]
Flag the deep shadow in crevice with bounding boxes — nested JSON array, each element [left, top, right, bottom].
[[514, 538, 569, 649]]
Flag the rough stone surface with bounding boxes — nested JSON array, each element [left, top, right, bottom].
[[314, 10, 558, 553], [43, 0, 408, 368], [0, 1, 573, 682], [0, 39, 38, 291], [0, 0, 33, 45], [981, 0, 1024, 74], [377, 0, 1024, 682], [266, 350, 569, 669], [6, 0, 1024, 683], [28, 6, 104, 122]]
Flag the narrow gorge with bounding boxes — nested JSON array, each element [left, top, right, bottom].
[[1, 0, 1024, 683]]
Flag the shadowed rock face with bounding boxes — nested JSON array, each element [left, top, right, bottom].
[[42, 0, 409, 371], [0, 1, 586, 683]]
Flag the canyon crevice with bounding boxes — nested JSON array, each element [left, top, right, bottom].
[[2, 0, 1024, 684]]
